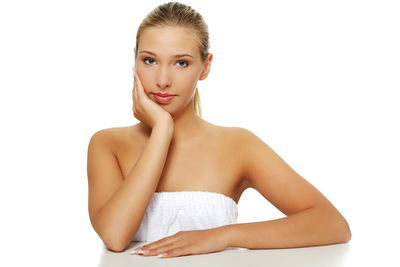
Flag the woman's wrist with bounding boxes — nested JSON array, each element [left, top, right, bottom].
[[214, 224, 235, 248], [152, 121, 174, 138]]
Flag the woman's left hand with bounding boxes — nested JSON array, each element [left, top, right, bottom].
[[131, 227, 230, 258]]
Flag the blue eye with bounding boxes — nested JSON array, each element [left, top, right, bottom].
[[144, 58, 156, 65], [176, 60, 188, 67], [143, 57, 188, 67]]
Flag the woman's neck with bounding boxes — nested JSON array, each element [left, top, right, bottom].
[[138, 104, 207, 145]]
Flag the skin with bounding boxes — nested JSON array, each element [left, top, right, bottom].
[[88, 25, 351, 257], [133, 26, 213, 146], [129, 26, 237, 258], [128, 26, 351, 258]]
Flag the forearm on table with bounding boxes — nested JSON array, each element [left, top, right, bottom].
[[221, 205, 351, 249], [94, 125, 173, 250]]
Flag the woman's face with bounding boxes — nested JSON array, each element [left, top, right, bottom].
[[134, 26, 212, 113]]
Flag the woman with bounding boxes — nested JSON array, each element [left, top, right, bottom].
[[87, 1, 351, 258]]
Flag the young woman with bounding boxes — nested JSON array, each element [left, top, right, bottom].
[[87, 1, 351, 258]]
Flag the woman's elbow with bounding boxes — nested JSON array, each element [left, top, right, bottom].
[[100, 231, 131, 253], [94, 223, 134, 252], [340, 219, 352, 243], [332, 213, 352, 244], [320, 205, 352, 244], [104, 239, 129, 253]]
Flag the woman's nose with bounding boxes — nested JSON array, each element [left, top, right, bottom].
[[156, 66, 172, 90]]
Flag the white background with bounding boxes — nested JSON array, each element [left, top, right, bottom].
[[0, 0, 399, 266]]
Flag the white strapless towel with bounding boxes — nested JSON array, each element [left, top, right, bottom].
[[132, 191, 238, 242]]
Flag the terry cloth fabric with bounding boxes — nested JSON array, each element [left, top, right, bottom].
[[132, 191, 238, 242]]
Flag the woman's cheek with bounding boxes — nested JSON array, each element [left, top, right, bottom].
[[180, 72, 199, 89], [138, 73, 152, 92]]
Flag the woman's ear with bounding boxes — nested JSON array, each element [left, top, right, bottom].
[[199, 53, 213, 80]]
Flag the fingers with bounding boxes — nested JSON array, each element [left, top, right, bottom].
[[132, 69, 149, 120], [133, 69, 145, 98], [141, 234, 175, 251], [133, 78, 138, 106], [131, 242, 191, 258], [132, 233, 183, 257], [132, 67, 140, 119], [158, 246, 190, 258]]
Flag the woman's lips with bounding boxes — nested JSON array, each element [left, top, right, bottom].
[[153, 94, 175, 103]]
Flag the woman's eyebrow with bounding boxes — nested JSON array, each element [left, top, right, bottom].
[[139, 50, 194, 58]]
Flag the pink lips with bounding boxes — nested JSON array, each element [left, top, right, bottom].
[[153, 93, 175, 103]]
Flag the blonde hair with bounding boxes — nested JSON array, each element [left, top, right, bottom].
[[134, 1, 210, 118]]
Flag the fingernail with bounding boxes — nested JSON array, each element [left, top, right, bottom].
[[158, 252, 168, 258], [130, 248, 143, 255], [142, 249, 150, 254]]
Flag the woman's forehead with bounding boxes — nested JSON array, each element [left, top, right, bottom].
[[138, 26, 200, 57]]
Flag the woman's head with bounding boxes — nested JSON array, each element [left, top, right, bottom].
[[134, 2, 212, 118]]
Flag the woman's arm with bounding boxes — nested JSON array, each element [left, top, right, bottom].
[[225, 128, 351, 249], [224, 204, 351, 249], [87, 123, 173, 252], [130, 128, 351, 259]]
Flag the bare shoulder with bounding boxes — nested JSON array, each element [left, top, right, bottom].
[[216, 125, 257, 148], [88, 124, 142, 152], [222, 126, 277, 165], [215, 125, 272, 168], [212, 125, 258, 190], [210, 125, 258, 165], [225, 126, 269, 150], [89, 126, 122, 147]]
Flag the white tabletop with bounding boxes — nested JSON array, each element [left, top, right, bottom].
[[98, 242, 351, 267]]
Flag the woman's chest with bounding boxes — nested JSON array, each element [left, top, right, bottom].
[[114, 130, 245, 202]]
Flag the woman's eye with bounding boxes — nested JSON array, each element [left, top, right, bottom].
[[144, 58, 156, 65], [143, 58, 188, 67], [176, 60, 188, 67]]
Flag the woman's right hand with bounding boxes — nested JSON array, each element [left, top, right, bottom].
[[132, 68, 174, 131]]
